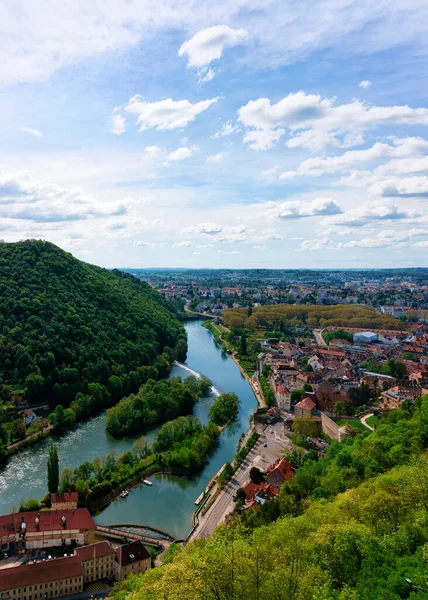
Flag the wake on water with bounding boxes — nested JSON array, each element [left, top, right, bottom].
[[173, 361, 220, 397]]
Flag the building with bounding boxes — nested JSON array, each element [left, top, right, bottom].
[[51, 491, 78, 511], [74, 540, 116, 583], [275, 383, 291, 411], [0, 508, 96, 553], [353, 331, 378, 345], [21, 410, 37, 426], [266, 458, 294, 489], [0, 555, 84, 600], [114, 541, 151, 581], [294, 397, 316, 417]]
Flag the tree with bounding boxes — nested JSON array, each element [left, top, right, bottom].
[[133, 436, 149, 459], [208, 393, 240, 426], [292, 417, 318, 438], [291, 389, 305, 405], [250, 467, 264, 484], [59, 466, 73, 492], [239, 331, 247, 355], [25, 373, 45, 401], [47, 443, 59, 493], [236, 487, 247, 502]]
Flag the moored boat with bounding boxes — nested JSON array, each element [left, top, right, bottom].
[[143, 479, 153, 486]]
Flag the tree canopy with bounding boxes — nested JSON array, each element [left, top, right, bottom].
[[0, 241, 186, 414]]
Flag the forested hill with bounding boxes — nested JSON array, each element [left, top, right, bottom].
[[0, 240, 187, 410]]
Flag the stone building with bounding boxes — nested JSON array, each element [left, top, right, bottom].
[[51, 491, 78, 511], [74, 540, 116, 583], [114, 540, 152, 581]]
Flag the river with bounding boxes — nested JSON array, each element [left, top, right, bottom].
[[0, 321, 257, 539]]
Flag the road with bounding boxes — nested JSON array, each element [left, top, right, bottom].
[[313, 329, 326, 346], [191, 419, 292, 540], [360, 412, 375, 431]]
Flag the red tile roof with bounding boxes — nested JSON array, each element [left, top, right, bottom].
[[266, 457, 294, 481], [51, 491, 78, 504], [0, 508, 95, 535], [295, 397, 316, 410], [0, 555, 82, 592], [74, 541, 115, 561]]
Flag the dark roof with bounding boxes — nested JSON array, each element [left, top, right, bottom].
[[115, 540, 151, 567], [0, 555, 82, 592], [75, 541, 115, 561], [0, 508, 95, 535]]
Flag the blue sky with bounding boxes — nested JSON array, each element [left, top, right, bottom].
[[1, 1, 428, 268]]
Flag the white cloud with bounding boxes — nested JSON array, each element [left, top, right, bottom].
[[21, 127, 43, 138], [144, 146, 163, 156], [182, 222, 223, 235], [197, 244, 214, 248], [173, 240, 193, 247], [109, 113, 126, 135], [167, 146, 199, 161], [413, 240, 428, 247], [213, 121, 240, 138], [280, 137, 428, 179], [262, 197, 342, 220], [218, 249, 240, 255], [298, 238, 333, 251], [134, 241, 166, 248], [359, 80, 372, 89], [123, 95, 219, 131], [178, 25, 248, 68], [238, 91, 428, 151], [253, 245, 267, 248], [325, 201, 419, 227], [260, 227, 282, 240], [206, 152, 226, 163], [198, 68, 216, 83], [193, 251, 201, 255]]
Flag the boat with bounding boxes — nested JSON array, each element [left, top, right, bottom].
[[143, 479, 153, 486], [119, 490, 129, 498]]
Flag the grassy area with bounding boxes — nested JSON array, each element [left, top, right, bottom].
[[337, 418, 368, 431], [366, 415, 380, 428]]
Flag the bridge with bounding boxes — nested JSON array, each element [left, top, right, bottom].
[[95, 523, 179, 550]]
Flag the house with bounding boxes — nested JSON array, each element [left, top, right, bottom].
[[275, 383, 291, 411], [242, 481, 279, 507], [114, 540, 151, 581], [74, 540, 116, 583], [51, 491, 78, 510], [266, 458, 294, 489], [0, 555, 84, 600], [294, 397, 316, 417], [311, 381, 347, 412], [0, 508, 96, 552], [21, 409, 37, 426]]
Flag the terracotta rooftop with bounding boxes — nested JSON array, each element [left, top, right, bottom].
[[266, 457, 294, 482], [0, 555, 82, 592], [0, 508, 95, 535], [116, 540, 151, 567], [51, 491, 78, 504], [295, 397, 316, 410], [74, 541, 115, 561]]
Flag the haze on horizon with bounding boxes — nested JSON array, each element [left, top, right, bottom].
[[1, 1, 428, 269]]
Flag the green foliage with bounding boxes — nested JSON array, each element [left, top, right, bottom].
[[259, 376, 274, 407], [361, 358, 407, 379], [224, 304, 405, 331], [291, 388, 305, 404], [47, 443, 59, 493], [106, 376, 212, 437], [208, 393, 240, 426], [292, 416, 318, 438], [19, 498, 42, 512], [162, 543, 183, 565], [250, 466, 264, 484], [322, 329, 354, 344], [239, 331, 247, 355], [0, 240, 186, 413]]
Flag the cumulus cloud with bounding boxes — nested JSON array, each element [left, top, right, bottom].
[[262, 197, 342, 220], [182, 222, 223, 235], [0, 165, 127, 223], [134, 241, 166, 248], [178, 25, 248, 68], [238, 91, 428, 151], [109, 113, 126, 135], [173, 240, 194, 247], [218, 249, 240, 255], [122, 95, 219, 131], [280, 137, 428, 179], [359, 80, 372, 89], [213, 121, 240, 138], [21, 127, 43, 137], [325, 201, 419, 227], [298, 238, 333, 251], [206, 152, 226, 163], [166, 146, 199, 161], [144, 146, 163, 156]]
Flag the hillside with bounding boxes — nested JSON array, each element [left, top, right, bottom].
[[0, 241, 187, 411], [112, 396, 428, 600], [223, 304, 405, 331]]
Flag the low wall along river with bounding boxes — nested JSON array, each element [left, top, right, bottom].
[[0, 321, 257, 539]]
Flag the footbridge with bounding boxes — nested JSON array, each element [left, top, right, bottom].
[[95, 523, 180, 549]]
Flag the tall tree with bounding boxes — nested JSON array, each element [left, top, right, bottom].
[[240, 331, 247, 355], [47, 443, 59, 494]]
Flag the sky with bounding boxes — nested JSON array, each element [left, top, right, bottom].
[[1, 1, 428, 269]]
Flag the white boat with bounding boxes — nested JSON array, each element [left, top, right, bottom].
[[120, 490, 129, 498], [143, 479, 153, 486]]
